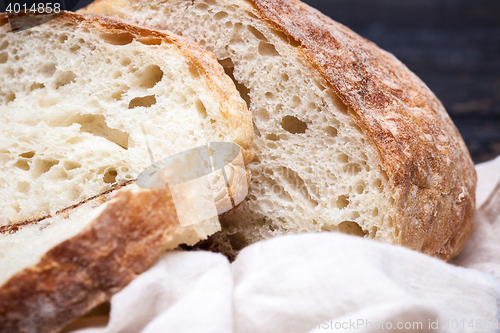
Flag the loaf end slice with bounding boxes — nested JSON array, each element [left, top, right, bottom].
[[81, 0, 476, 261], [0, 11, 254, 331], [0, 11, 253, 228]]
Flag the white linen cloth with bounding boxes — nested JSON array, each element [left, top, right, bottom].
[[68, 156, 500, 333]]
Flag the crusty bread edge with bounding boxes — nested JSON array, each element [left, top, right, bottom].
[[0, 184, 183, 333], [0, 12, 254, 332]]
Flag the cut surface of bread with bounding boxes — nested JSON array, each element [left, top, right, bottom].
[[0, 11, 253, 228], [0, 11, 253, 333], [82, 0, 477, 261]]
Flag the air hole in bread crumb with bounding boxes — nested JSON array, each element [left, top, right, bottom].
[[33, 158, 59, 178], [337, 153, 349, 163], [256, 108, 270, 121], [101, 32, 134, 46], [196, 2, 209, 10], [343, 163, 362, 175], [214, 11, 229, 20], [103, 168, 118, 184], [111, 90, 125, 101], [64, 161, 81, 170], [278, 166, 318, 206], [0, 41, 8, 51], [19, 151, 35, 158], [42, 63, 57, 77], [74, 114, 130, 150], [291, 96, 301, 107], [355, 181, 366, 194], [336, 195, 349, 209], [5, 92, 16, 104], [14, 159, 30, 171], [137, 37, 162, 45], [221, 59, 251, 108], [325, 126, 338, 137], [372, 207, 379, 217], [12, 203, 21, 213], [66, 137, 83, 145], [247, 26, 267, 41], [128, 95, 157, 109], [136, 65, 164, 89], [266, 142, 278, 149], [30, 82, 45, 91], [386, 215, 394, 228], [258, 42, 279, 56], [69, 44, 81, 53], [314, 79, 326, 91], [195, 99, 207, 119], [281, 115, 307, 134], [337, 221, 367, 237], [0, 52, 7, 64], [53, 71, 76, 89], [266, 134, 279, 141], [121, 57, 132, 66], [17, 181, 30, 193], [188, 63, 200, 78], [69, 185, 83, 201], [270, 28, 298, 46]]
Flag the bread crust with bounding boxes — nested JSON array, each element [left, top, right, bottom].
[[246, 0, 476, 260], [0, 186, 180, 333]]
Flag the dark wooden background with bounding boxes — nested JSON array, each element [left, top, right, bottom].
[[3, 0, 499, 163]]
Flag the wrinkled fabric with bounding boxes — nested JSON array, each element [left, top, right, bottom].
[[67, 156, 500, 333]]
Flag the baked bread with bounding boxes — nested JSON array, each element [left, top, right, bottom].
[[0, 11, 253, 229], [81, 0, 477, 262], [0, 11, 253, 332]]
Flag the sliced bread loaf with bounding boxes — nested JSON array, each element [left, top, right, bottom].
[[0, 11, 252, 332], [82, 0, 476, 261]]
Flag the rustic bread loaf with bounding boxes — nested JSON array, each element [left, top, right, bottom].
[[81, 0, 477, 262], [0, 11, 253, 332]]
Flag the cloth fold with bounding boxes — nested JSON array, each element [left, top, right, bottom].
[[67, 156, 500, 333]]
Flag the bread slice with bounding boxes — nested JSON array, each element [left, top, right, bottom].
[[0, 11, 253, 332], [0, 11, 253, 229], [81, 0, 476, 261]]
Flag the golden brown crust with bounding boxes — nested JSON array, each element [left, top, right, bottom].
[[0, 187, 180, 333], [248, 0, 476, 260], [63, 11, 254, 165]]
